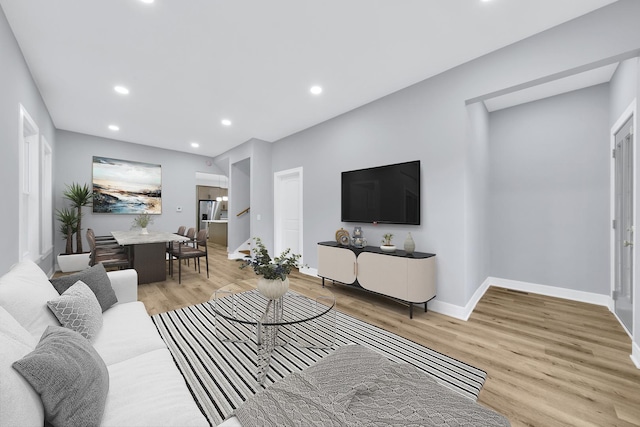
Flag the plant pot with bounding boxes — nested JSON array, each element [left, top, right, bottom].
[[256, 277, 289, 300], [57, 253, 91, 273], [141, 227, 149, 235], [380, 245, 396, 253]]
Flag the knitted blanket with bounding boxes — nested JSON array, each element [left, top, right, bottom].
[[232, 345, 510, 427]]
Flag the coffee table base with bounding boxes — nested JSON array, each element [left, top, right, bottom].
[[213, 290, 336, 384]]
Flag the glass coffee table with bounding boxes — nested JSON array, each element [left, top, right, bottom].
[[211, 288, 336, 384]]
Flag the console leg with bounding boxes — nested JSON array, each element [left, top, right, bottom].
[[409, 303, 413, 319], [322, 277, 325, 288], [425, 302, 428, 313]]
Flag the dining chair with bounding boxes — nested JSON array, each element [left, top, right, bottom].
[[168, 229, 209, 284], [87, 229, 131, 270]]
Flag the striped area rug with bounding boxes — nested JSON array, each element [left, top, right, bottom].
[[151, 296, 487, 426]]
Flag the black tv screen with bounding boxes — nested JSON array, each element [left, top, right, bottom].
[[341, 160, 420, 225]]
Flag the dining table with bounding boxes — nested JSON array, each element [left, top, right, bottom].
[[111, 230, 190, 284]]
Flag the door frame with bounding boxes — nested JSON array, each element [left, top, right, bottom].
[[610, 99, 637, 337], [273, 167, 303, 264]]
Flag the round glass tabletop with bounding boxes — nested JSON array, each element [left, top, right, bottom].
[[211, 288, 335, 327]]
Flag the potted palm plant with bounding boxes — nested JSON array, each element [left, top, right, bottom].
[[63, 182, 92, 253], [56, 182, 92, 272], [240, 237, 302, 299]]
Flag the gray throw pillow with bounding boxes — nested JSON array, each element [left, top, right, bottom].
[[12, 325, 109, 427], [50, 263, 118, 311], [47, 280, 103, 340]]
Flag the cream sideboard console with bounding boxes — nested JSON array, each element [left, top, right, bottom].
[[317, 241, 436, 318]]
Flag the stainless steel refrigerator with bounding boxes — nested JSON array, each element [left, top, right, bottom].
[[198, 200, 218, 231]]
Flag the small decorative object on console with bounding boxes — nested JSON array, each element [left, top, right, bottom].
[[380, 233, 396, 252], [351, 227, 367, 248], [335, 228, 350, 246], [404, 232, 415, 255]]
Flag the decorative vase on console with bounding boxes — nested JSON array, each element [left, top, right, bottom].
[[404, 232, 415, 255], [240, 237, 303, 300], [351, 227, 367, 248]]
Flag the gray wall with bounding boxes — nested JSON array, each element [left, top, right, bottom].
[[54, 130, 222, 257], [214, 138, 274, 254], [0, 5, 57, 275], [488, 84, 611, 293], [464, 102, 490, 301], [264, 0, 640, 307]]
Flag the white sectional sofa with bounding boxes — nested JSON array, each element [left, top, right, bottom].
[[0, 260, 208, 427]]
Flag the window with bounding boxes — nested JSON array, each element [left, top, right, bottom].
[[41, 136, 53, 257], [18, 104, 41, 262]]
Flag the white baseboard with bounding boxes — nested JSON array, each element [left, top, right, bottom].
[[299, 266, 318, 277], [632, 342, 640, 369], [487, 277, 612, 308]]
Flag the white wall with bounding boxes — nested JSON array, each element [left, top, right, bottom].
[[465, 102, 490, 302], [0, 5, 56, 274], [488, 84, 610, 294]]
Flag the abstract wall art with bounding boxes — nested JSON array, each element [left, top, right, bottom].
[[92, 156, 162, 214]]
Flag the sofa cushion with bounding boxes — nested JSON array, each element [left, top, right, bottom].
[[102, 348, 208, 427], [0, 306, 37, 348], [0, 260, 59, 339], [47, 280, 103, 340], [92, 301, 167, 366], [50, 263, 118, 312], [13, 325, 109, 427], [0, 307, 44, 427]]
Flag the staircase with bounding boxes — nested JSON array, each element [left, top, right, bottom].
[[228, 239, 252, 260]]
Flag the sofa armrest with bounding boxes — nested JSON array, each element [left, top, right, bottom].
[[107, 269, 138, 304]]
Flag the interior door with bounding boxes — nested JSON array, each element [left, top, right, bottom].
[[274, 168, 302, 261], [614, 115, 634, 333]]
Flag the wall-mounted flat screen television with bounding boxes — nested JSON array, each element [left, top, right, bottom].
[[341, 160, 420, 225]]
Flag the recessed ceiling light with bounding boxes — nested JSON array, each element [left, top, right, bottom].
[[191, 142, 200, 148], [140, 0, 155, 3], [221, 119, 232, 126], [114, 85, 129, 95], [310, 86, 323, 95], [108, 125, 119, 131]]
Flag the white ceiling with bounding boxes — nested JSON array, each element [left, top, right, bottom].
[[1, 0, 619, 158]]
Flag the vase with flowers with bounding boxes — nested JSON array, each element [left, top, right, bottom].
[[240, 237, 303, 299], [131, 212, 154, 234]]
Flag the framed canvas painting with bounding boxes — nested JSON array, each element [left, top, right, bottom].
[[92, 156, 162, 214]]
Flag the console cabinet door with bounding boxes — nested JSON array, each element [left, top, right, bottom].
[[317, 245, 357, 284], [357, 252, 408, 300], [406, 256, 436, 303]]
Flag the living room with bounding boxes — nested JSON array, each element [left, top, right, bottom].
[[1, 1, 640, 426]]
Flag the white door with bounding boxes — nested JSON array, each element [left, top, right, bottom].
[[274, 168, 302, 262], [613, 115, 634, 334]]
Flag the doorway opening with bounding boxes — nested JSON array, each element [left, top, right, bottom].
[[611, 101, 636, 335]]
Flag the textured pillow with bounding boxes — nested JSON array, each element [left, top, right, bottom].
[[50, 263, 118, 312], [12, 326, 109, 427], [47, 281, 103, 340]]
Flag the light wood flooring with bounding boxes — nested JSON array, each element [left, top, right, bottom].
[[136, 242, 640, 427]]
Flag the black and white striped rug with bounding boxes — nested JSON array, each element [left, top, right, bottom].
[[151, 296, 487, 426]]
